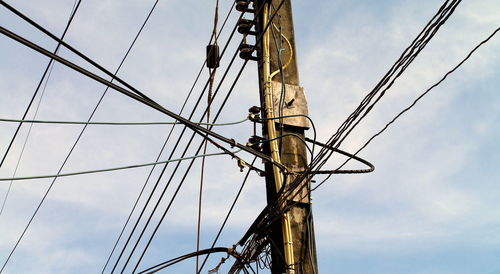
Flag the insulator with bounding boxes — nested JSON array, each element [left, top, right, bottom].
[[235, 0, 250, 12], [239, 44, 258, 61], [206, 44, 220, 69], [247, 136, 263, 151], [237, 18, 255, 35], [248, 105, 261, 114]]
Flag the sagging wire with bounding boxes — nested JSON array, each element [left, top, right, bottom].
[[0, 150, 241, 182], [138, 247, 241, 274], [304, 138, 374, 175], [0, 117, 249, 127]]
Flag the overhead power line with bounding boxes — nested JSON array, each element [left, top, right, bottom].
[[0, 0, 82, 218], [312, 26, 500, 191], [0, 0, 162, 271], [0, 117, 248, 127], [108, 2, 287, 272], [102, 3, 239, 273], [0, 150, 240, 182], [284, 0, 464, 206], [232, 0, 468, 267]]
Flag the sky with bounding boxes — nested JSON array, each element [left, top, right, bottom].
[[0, 0, 499, 273]]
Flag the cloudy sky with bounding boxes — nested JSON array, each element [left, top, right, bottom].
[[0, 0, 499, 273]]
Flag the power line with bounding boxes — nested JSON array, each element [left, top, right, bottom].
[[103, 3, 239, 273], [197, 157, 257, 273], [0, 0, 81, 218], [283, 0, 464, 206], [0, 26, 284, 171], [232, 1, 468, 267], [0, 150, 240, 182], [198, 1, 221, 270], [0, 1, 159, 104], [0, 0, 161, 270], [0, 117, 248, 126], [117, 2, 287, 272], [108, 10, 247, 274], [312, 26, 500, 192]]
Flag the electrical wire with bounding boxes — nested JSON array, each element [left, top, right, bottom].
[[0, 150, 240, 182], [304, 138, 374, 174], [0, 117, 248, 126], [119, 2, 288, 272], [101, 3, 238, 273], [311, 26, 500, 192], [280, 0, 464, 208], [252, 114, 317, 159], [138, 247, 237, 274], [108, 11, 251, 274], [197, 157, 257, 273], [0, 0, 161, 271], [0, 0, 81, 218], [0, 26, 285, 171], [197, 1, 220, 271], [233, 1, 467, 267], [0, 1, 159, 105], [258, 133, 314, 160], [269, 23, 292, 80]]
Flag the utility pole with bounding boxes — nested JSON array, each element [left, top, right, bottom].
[[254, 0, 318, 273]]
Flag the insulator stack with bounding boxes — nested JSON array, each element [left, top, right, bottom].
[[235, 0, 259, 61]]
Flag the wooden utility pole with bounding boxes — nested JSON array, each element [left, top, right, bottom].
[[255, 0, 318, 273]]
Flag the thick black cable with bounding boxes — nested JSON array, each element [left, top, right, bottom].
[[101, 3, 237, 273], [0, 26, 283, 171], [110, 3, 261, 272], [282, 0, 463, 207], [283, 0, 465, 224], [138, 247, 234, 274], [125, 2, 287, 271], [310, 0, 461, 172], [0, 1, 158, 104], [312, 26, 500, 192], [252, 114, 317, 157], [304, 138, 374, 174], [310, 1, 458, 171], [235, 0, 466, 260], [307, 1, 456, 171], [0, 0, 81, 217]]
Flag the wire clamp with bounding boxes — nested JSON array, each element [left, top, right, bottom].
[[237, 159, 247, 172]]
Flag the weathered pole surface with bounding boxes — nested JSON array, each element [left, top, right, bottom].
[[255, 0, 318, 273]]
